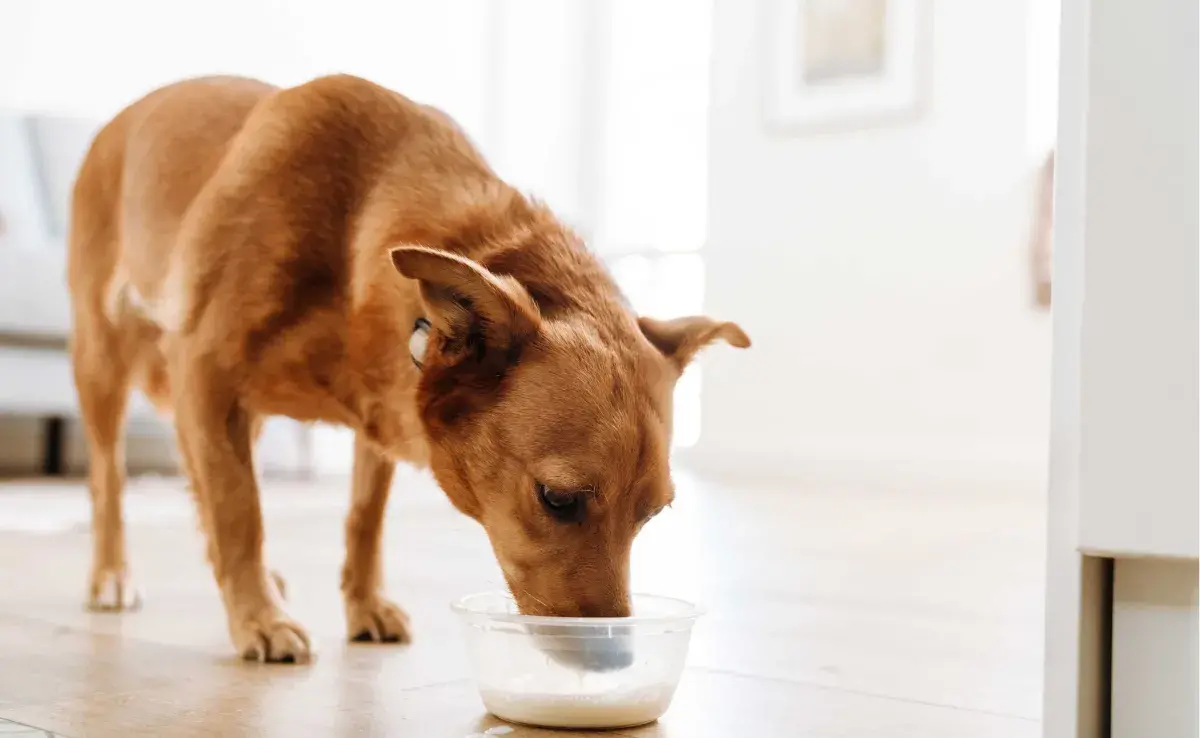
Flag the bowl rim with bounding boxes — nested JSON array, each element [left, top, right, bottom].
[[450, 591, 704, 626]]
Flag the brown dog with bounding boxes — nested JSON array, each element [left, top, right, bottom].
[[67, 75, 749, 663]]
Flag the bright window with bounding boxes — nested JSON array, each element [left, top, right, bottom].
[[609, 253, 706, 447], [1027, 0, 1060, 158], [598, 0, 713, 449], [493, 1, 713, 448]]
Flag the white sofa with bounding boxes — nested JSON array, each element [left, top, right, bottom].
[[0, 112, 176, 473]]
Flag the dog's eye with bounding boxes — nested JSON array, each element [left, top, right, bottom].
[[537, 482, 586, 523]]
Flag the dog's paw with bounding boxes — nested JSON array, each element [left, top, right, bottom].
[[86, 568, 142, 612], [346, 595, 412, 644], [232, 609, 313, 664]]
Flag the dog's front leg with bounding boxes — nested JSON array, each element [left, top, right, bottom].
[[174, 358, 311, 663], [341, 432, 411, 643]]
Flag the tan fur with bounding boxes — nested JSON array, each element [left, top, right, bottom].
[[67, 75, 749, 663]]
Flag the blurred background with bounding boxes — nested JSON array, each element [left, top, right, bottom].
[[0, 0, 1057, 484], [5, 5, 1199, 736]]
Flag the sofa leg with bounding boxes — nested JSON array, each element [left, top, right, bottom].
[[42, 415, 65, 476]]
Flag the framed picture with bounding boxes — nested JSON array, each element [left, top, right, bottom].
[[764, 0, 928, 131]]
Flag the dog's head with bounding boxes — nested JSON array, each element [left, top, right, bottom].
[[392, 245, 748, 618]]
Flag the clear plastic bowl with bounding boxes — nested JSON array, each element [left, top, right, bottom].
[[451, 592, 701, 730]]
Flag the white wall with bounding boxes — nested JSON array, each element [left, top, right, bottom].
[[0, 0, 492, 129], [692, 0, 1051, 474]]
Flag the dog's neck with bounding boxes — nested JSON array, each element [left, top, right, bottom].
[[362, 180, 625, 320]]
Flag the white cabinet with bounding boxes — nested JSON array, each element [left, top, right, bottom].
[[1045, 1, 1198, 736], [1070, 0, 1199, 562]]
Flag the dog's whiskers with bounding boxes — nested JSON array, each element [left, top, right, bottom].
[[488, 578, 548, 615], [508, 584, 552, 616]]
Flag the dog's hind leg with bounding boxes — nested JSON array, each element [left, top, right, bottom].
[[341, 432, 411, 643], [71, 308, 140, 611]]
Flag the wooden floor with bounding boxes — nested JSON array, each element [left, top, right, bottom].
[[0, 465, 1046, 737]]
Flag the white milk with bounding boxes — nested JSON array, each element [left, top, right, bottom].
[[481, 684, 674, 729]]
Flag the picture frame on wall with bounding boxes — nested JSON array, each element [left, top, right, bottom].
[[764, 0, 928, 132]]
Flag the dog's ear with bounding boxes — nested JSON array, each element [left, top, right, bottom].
[[638, 315, 750, 371], [391, 246, 541, 351]]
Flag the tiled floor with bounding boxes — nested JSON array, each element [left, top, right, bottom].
[[0, 465, 1046, 737]]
